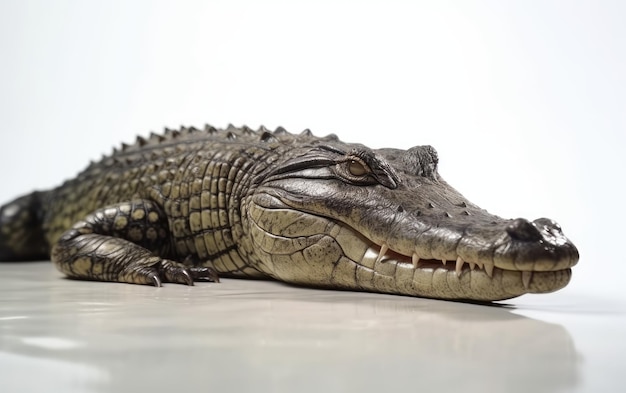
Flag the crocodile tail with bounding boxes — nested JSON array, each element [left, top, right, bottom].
[[0, 191, 49, 261]]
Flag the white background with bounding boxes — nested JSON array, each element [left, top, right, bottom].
[[0, 0, 624, 298]]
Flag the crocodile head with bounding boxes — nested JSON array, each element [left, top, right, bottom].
[[245, 138, 579, 301]]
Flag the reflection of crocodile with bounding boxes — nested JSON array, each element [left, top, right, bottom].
[[0, 125, 579, 301], [0, 265, 579, 392]]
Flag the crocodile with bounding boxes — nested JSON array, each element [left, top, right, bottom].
[[0, 125, 578, 301]]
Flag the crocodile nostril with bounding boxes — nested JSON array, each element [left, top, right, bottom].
[[506, 218, 543, 242], [533, 217, 563, 233]]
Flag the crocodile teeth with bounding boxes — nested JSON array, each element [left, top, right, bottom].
[[455, 256, 465, 277], [441, 259, 447, 266], [522, 271, 533, 289], [484, 262, 494, 278], [376, 243, 389, 263], [469, 262, 476, 270], [412, 253, 421, 268]]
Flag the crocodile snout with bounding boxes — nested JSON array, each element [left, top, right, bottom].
[[506, 218, 544, 242]]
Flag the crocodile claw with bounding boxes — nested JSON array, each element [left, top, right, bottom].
[[180, 255, 221, 283], [150, 274, 162, 287], [188, 266, 221, 283], [130, 259, 220, 286]]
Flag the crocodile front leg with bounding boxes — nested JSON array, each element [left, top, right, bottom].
[[50, 199, 219, 286]]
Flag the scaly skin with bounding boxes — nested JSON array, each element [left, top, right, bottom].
[[0, 125, 579, 301]]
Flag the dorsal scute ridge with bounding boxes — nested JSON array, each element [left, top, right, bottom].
[[109, 123, 336, 158], [204, 124, 217, 134], [150, 132, 165, 143], [260, 131, 278, 143], [241, 125, 255, 135]]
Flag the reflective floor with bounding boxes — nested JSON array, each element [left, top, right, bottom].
[[1, 262, 624, 393]]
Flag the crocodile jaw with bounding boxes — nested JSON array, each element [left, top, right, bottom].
[[245, 201, 573, 302], [356, 242, 572, 301]]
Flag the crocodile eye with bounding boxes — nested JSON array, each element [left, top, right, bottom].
[[348, 160, 367, 176]]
